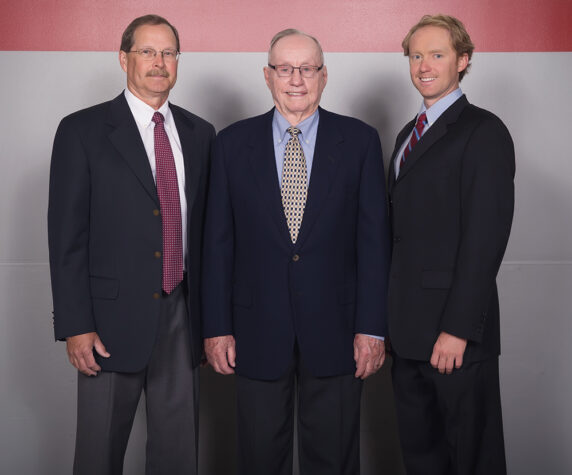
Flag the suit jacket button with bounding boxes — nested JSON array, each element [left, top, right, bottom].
[[153, 209, 160, 216], [292, 254, 300, 262], [153, 292, 161, 299], [393, 236, 401, 243], [154, 251, 161, 258]]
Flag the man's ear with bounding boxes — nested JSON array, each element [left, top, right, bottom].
[[119, 51, 128, 73], [457, 53, 469, 74]]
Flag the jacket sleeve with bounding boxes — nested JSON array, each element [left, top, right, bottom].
[[201, 133, 235, 338], [354, 128, 391, 337], [439, 117, 515, 341], [48, 116, 96, 340]]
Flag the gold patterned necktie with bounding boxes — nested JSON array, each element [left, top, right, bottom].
[[281, 127, 307, 243]]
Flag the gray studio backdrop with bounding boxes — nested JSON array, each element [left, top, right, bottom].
[[0, 51, 571, 474]]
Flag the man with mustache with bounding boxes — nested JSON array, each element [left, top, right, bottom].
[[202, 29, 390, 474], [48, 14, 214, 474]]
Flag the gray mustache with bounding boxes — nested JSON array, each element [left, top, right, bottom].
[[146, 69, 169, 78]]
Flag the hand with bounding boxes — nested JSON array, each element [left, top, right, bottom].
[[66, 332, 110, 376], [354, 334, 386, 379], [204, 335, 236, 375], [430, 331, 467, 374]]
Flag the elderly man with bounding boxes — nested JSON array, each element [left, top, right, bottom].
[[387, 15, 515, 474], [48, 14, 214, 474], [202, 29, 390, 474]]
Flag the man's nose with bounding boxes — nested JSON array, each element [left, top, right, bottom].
[[153, 51, 166, 67], [419, 58, 430, 71], [289, 68, 304, 84]]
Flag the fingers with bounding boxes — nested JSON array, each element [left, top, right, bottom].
[[93, 336, 111, 358], [227, 342, 236, 369], [204, 336, 236, 375], [211, 351, 235, 375], [430, 349, 464, 374], [353, 335, 386, 379], [354, 354, 367, 379], [66, 332, 103, 376]]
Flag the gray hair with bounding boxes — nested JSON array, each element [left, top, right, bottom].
[[268, 28, 324, 64]]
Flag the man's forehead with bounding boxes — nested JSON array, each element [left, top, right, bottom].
[[271, 35, 321, 60], [411, 26, 453, 46], [133, 24, 177, 44]]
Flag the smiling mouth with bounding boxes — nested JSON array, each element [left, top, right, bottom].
[[287, 92, 306, 96], [419, 77, 435, 83]]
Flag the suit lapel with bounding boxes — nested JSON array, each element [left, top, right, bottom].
[[388, 118, 415, 193], [247, 110, 292, 246], [171, 105, 200, 217], [107, 93, 159, 205], [295, 108, 341, 249], [394, 95, 469, 185]]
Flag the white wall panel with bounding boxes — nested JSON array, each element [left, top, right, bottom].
[[0, 51, 570, 474]]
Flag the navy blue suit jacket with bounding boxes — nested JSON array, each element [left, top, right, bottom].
[[48, 93, 215, 372], [202, 108, 390, 380]]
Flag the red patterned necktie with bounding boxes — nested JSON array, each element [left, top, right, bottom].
[[152, 112, 183, 294], [400, 112, 428, 168]]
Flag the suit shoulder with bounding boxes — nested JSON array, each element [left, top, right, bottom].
[[170, 103, 215, 135], [461, 104, 511, 136], [321, 109, 379, 136], [58, 100, 112, 128], [216, 111, 271, 141]]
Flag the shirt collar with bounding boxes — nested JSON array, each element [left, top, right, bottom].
[[124, 88, 172, 128], [418, 88, 463, 126], [272, 108, 320, 146]]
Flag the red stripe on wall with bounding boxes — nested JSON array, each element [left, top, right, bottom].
[[2, 0, 571, 52]]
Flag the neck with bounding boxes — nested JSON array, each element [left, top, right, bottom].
[[276, 107, 317, 127], [127, 86, 169, 110]]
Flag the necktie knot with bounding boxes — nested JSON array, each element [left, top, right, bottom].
[[399, 112, 428, 173], [152, 111, 165, 126], [415, 112, 427, 132], [287, 127, 301, 138]]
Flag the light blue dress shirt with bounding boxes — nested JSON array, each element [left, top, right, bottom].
[[395, 88, 464, 178], [272, 108, 319, 187]]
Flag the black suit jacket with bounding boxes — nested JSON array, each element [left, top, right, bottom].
[[202, 108, 391, 380], [48, 93, 215, 372], [387, 95, 515, 362]]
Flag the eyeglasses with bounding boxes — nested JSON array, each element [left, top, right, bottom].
[[268, 64, 324, 78], [128, 48, 180, 62]]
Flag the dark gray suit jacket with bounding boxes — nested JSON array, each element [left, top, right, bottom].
[[387, 95, 515, 362]]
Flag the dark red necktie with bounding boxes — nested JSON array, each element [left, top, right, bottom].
[[400, 112, 428, 168], [152, 112, 183, 294]]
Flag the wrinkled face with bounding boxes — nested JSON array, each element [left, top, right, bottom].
[[119, 23, 178, 107], [408, 26, 468, 108], [264, 34, 327, 125]]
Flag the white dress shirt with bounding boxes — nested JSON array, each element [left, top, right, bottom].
[[124, 89, 188, 264]]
